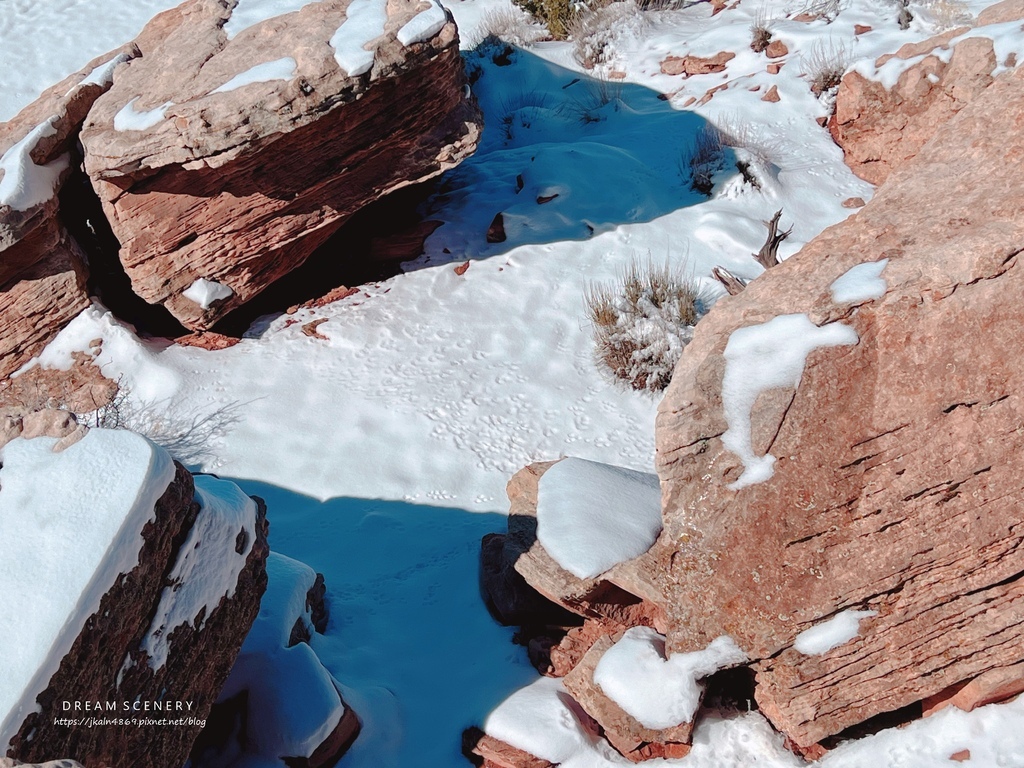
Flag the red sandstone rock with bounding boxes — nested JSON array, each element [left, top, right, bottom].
[[767, 62, 782, 74], [854, 24, 872, 34], [841, 196, 866, 208], [0, 45, 138, 376], [80, 0, 481, 330], [0, 236, 90, 380], [923, 662, 1024, 715], [563, 634, 694, 762], [950, 749, 971, 762], [502, 462, 664, 629], [765, 40, 788, 59], [761, 85, 781, 102], [644, 66, 1024, 747], [462, 728, 554, 768], [660, 51, 735, 76], [5, 456, 270, 768], [831, 24, 1020, 184]]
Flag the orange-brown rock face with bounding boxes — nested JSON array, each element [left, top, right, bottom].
[[0, 45, 139, 377], [829, 11, 1022, 185], [651, 66, 1024, 747], [80, 0, 481, 330]]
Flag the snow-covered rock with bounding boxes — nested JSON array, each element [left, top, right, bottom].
[[1, 425, 270, 768], [79, 0, 481, 330]]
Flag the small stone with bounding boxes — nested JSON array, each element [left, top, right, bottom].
[[842, 197, 867, 208], [949, 750, 971, 762], [762, 85, 781, 102], [454, 261, 470, 276], [766, 40, 789, 58], [854, 24, 873, 34], [768, 62, 783, 74]]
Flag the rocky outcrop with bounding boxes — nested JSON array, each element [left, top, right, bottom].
[[0, 46, 138, 377], [660, 51, 735, 76], [2, 421, 270, 768], [830, 8, 1022, 184], [651, 64, 1024, 747], [79, 0, 481, 330], [474, 60, 1024, 768]]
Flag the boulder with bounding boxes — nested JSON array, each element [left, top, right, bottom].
[[650, 65, 1024, 747], [0, 239, 90, 380], [2, 430, 270, 768], [830, 19, 1020, 184], [0, 45, 139, 376], [660, 52, 735, 77], [80, 0, 481, 330], [496, 461, 664, 630]]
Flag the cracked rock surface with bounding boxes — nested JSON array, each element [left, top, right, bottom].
[[649, 65, 1024, 747]]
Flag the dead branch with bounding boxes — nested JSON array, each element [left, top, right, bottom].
[[753, 209, 793, 269], [712, 266, 747, 295]]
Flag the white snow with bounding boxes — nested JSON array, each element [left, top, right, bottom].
[[830, 259, 888, 304], [183, 278, 234, 310], [397, 0, 448, 46], [224, 0, 319, 38], [113, 97, 172, 131], [6, 0, 1024, 763], [594, 627, 747, 730], [211, 56, 298, 93], [794, 609, 878, 656], [329, 0, 389, 77], [211, 553, 344, 761], [536, 457, 662, 580], [0, 430, 175, 747], [139, 475, 257, 669], [721, 315, 859, 490], [0, 118, 69, 212], [78, 51, 133, 88]]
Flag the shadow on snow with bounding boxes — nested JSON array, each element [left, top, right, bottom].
[[410, 41, 728, 266], [229, 479, 538, 768]]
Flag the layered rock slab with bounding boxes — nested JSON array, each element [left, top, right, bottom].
[[80, 0, 481, 329], [0, 45, 138, 377], [830, 9, 1022, 185], [1, 425, 269, 768], [650, 65, 1024, 746]]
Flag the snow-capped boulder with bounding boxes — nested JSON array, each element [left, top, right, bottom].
[[0, 45, 138, 377], [79, 0, 481, 330], [830, 13, 1023, 185], [193, 553, 360, 768], [1, 425, 269, 768], [484, 460, 664, 630], [648, 64, 1024, 746]]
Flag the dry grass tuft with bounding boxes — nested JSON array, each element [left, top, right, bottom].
[[586, 260, 709, 392]]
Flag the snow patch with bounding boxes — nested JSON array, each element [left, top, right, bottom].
[[113, 97, 172, 131], [0, 118, 69, 211], [330, 0, 389, 76], [536, 457, 661, 580], [213, 553, 344, 760], [212, 57, 298, 93], [794, 609, 878, 656], [139, 475, 257, 669], [0, 430, 175, 747], [397, 0, 447, 46], [830, 259, 888, 304], [594, 628, 747, 730], [484, 676, 605, 764], [721, 315, 858, 490], [183, 278, 234, 310], [79, 52, 132, 88], [224, 0, 319, 38]]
